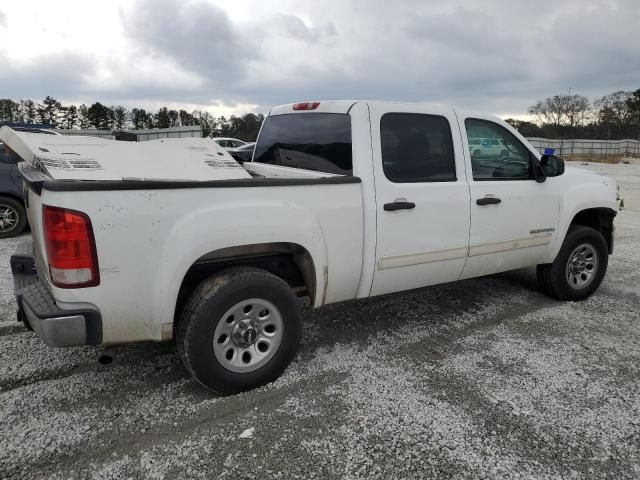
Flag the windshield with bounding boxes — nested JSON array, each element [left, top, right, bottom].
[[253, 113, 352, 175]]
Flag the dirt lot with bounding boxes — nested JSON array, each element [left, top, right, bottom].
[[0, 163, 639, 479]]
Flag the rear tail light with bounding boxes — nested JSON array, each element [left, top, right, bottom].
[[293, 102, 320, 111], [43, 205, 100, 288]]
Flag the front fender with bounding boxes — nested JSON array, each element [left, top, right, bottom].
[[150, 200, 328, 337], [546, 176, 618, 262]]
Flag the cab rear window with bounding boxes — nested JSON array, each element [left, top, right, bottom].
[[253, 113, 352, 175]]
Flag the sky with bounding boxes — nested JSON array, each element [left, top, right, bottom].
[[0, 0, 639, 119]]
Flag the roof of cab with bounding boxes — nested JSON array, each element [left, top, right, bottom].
[[269, 100, 458, 116], [267, 100, 507, 126], [269, 100, 359, 116]]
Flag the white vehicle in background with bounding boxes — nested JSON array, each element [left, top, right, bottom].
[[2, 100, 619, 394], [469, 137, 510, 158], [213, 137, 247, 150]]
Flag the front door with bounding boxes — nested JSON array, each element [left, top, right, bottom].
[[369, 104, 471, 296], [458, 115, 561, 279]]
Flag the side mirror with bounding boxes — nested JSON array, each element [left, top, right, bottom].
[[540, 154, 564, 178]]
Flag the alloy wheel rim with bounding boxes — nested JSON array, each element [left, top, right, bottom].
[[566, 243, 598, 289], [0, 204, 18, 232], [213, 298, 283, 373]]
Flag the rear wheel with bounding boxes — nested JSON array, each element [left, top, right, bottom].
[[537, 226, 608, 300], [177, 267, 302, 394], [0, 196, 27, 239]]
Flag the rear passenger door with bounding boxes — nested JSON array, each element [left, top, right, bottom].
[[369, 104, 471, 296]]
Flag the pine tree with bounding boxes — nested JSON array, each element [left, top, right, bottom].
[[78, 104, 90, 129], [155, 107, 170, 129], [24, 100, 36, 124], [36, 96, 62, 127], [112, 106, 128, 130], [61, 105, 79, 129]]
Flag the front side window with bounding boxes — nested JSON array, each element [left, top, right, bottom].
[[253, 113, 352, 175], [465, 118, 532, 180], [380, 113, 456, 183]]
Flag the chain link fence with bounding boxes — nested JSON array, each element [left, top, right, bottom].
[[527, 137, 640, 161]]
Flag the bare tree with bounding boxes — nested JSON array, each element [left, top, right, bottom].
[[565, 95, 590, 133], [594, 91, 632, 138], [529, 94, 590, 136]]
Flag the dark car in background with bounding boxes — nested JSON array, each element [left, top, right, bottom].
[[0, 143, 28, 238], [0, 126, 59, 238], [228, 142, 255, 163]]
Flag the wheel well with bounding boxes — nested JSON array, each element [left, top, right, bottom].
[[0, 193, 25, 205], [570, 208, 616, 254], [174, 242, 316, 321]]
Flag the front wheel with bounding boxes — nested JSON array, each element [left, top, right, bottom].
[[537, 226, 608, 300], [176, 267, 302, 394]]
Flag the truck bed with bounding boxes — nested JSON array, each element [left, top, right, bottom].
[[17, 168, 364, 346]]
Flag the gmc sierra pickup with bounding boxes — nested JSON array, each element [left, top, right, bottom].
[[1, 100, 619, 394]]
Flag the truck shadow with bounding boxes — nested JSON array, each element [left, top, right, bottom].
[[0, 267, 548, 397]]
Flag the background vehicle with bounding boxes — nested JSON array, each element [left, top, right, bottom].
[[0, 128, 59, 238], [213, 137, 247, 150], [228, 142, 255, 163], [0, 143, 27, 238], [2, 101, 618, 394], [469, 137, 510, 158]]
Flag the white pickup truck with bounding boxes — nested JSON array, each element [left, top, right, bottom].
[[2, 100, 619, 394]]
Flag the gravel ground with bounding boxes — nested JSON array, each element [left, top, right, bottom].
[[0, 163, 639, 479]]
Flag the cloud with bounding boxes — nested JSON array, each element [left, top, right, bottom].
[[120, 0, 256, 86], [0, 10, 6, 28], [1, 0, 640, 117], [0, 52, 96, 100], [271, 14, 337, 44]]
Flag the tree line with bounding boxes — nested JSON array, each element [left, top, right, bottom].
[[2, 88, 640, 141], [0, 96, 265, 141], [507, 88, 640, 139]]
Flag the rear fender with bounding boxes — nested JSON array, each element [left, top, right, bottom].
[[151, 201, 328, 338]]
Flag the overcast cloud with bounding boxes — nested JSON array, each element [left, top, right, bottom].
[[0, 0, 639, 117]]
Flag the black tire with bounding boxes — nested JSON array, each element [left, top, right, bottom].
[[176, 267, 302, 394], [473, 149, 482, 157], [0, 196, 27, 239], [537, 226, 608, 301]]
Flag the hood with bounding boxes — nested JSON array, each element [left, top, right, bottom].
[[564, 165, 598, 176], [0, 126, 251, 181]]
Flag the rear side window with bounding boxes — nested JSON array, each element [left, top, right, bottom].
[[380, 113, 456, 183], [253, 113, 352, 175]]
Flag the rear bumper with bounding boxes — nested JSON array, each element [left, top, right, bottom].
[[11, 242, 102, 347]]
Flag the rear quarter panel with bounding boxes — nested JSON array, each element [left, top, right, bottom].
[[38, 183, 364, 344]]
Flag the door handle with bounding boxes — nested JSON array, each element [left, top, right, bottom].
[[384, 201, 416, 211], [476, 197, 501, 206]]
